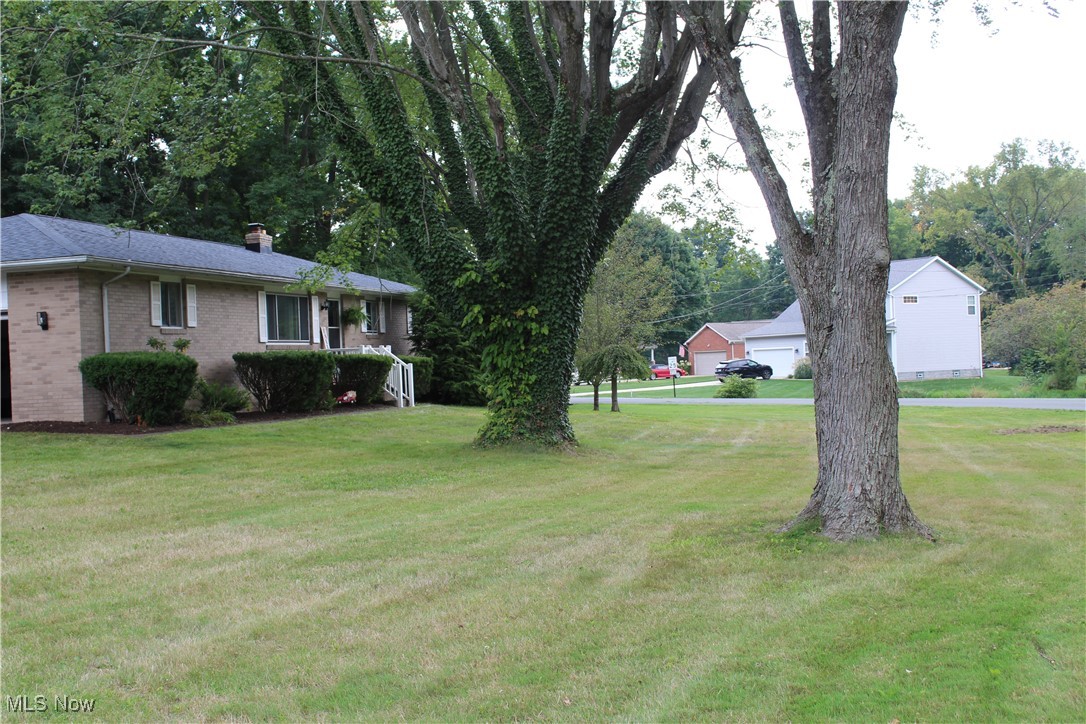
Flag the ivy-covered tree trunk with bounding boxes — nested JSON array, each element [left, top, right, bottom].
[[683, 1, 933, 539], [249, 1, 714, 447]]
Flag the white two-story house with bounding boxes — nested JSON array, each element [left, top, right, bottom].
[[743, 256, 985, 380]]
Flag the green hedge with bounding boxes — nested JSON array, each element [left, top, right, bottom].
[[401, 355, 434, 398], [332, 354, 394, 402], [79, 352, 198, 425], [233, 351, 336, 412]]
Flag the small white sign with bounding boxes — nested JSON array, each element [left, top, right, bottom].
[[667, 356, 678, 375]]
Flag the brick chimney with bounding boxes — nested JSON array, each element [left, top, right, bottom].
[[245, 223, 273, 254]]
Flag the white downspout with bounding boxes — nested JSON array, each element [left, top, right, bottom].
[[102, 266, 131, 352]]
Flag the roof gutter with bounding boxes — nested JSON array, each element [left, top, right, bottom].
[[102, 266, 132, 352]]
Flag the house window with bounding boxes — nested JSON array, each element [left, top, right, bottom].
[[967, 295, 977, 315], [363, 300, 386, 334], [903, 295, 919, 304], [266, 293, 310, 342], [151, 281, 195, 328]]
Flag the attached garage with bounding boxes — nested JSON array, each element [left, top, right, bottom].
[[692, 351, 728, 376], [683, 320, 772, 376], [746, 346, 798, 379]]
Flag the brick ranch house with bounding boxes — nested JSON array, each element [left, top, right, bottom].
[[0, 214, 417, 423], [682, 320, 773, 376]]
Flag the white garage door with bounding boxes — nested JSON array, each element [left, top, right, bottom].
[[747, 347, 796, 379], [692, 351, 729, 376]]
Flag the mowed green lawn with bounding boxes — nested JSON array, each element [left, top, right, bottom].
[[584, 368, 1086, 399], [2, 404, 1084, 720]]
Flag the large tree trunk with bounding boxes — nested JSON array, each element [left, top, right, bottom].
[[684, 1, 933, 540]]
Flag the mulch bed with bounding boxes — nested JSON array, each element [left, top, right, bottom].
[[1, 403, 392, 435], [995, 425, 1085, 436]]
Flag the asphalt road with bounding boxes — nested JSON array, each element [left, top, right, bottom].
[[569, 395, 1086, 411]]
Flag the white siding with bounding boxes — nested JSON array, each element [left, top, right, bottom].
[[892, 262, 983, 379], [746, 334, 806, 378]]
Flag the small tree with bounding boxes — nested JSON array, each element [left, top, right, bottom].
[[578, 345, 651, 413]]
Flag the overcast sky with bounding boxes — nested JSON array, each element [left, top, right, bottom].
[[644, 1, 1086, 248]]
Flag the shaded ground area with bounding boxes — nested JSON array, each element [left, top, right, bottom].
[[1, 402, 392, 435]]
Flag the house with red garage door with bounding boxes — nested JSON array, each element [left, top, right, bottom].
[[683, 319, 773, 376]]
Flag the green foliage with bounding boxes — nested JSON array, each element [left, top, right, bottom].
[[984, 283, 1086, 371], [578, 223, 673, 362], [793, 358, 813, 380], [401, 355, 434, 399], [193, 378, 250, 414], [407, 293, 485, 406], [2, 2, 360, 256], [905, 141, 1085, 300], [332, 354, 394, 403], [79, 352, 198, 425], [578, 345, 651, 388], [617, 213, 707, 351], [714, 376, 759, 399], [181, 409, 238, 427], [1045, 349, 1081, 391], [146, 337, 167, 352], [233, 352, 336, 412], [172, 338, 191, 354]]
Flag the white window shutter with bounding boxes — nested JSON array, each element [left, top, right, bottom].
[[311, 296, 321, 343], [379, 301, 386, 333], [150, 282, 162, 327], [186, 284, 198, 327], [258, 291, 268, 343]]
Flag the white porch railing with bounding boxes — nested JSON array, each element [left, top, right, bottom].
[[328, 345, 415, 408]]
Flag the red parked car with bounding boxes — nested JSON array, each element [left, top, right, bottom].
[[647, 364, 686, 380]]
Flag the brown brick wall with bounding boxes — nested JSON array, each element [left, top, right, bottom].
[[7, 270, 88, 422], [687, 327, 746, 359], [7, 269, 416, 421]]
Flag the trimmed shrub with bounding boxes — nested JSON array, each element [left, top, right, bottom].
[[233, 351, 336, 412], [332, 354, 394, 402], [401, 355, 434, 398], [79, 352, 198, 425], [714, 376, 758, 399], [793, 357, 813, 379], [193, 378, 250, 414]]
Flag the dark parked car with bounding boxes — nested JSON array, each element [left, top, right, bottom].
[[648, 364, 686, 380], [715, 358, 773, 380]]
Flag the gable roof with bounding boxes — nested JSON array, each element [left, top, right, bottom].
[[888, 255, 985, 293], [0, 214, 415, 295], [744, 256, 984, 340], [743, 300, 805, 339], [684, 320, 773, 347]]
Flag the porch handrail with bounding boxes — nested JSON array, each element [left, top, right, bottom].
[[328, 345, 415, 408]]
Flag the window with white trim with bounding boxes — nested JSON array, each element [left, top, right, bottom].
[[264, 293, 311, 342], [902, 295, 919, 304], [151, 281, 196, 328], [363, 299, 386, 334], [966, 294, 977, 315]]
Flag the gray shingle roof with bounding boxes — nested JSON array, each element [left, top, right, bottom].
[[744, 256, 982, 340], [0, 214, 416, 295], [744, 300, 804, 338], [695, 320, 774, 344]]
